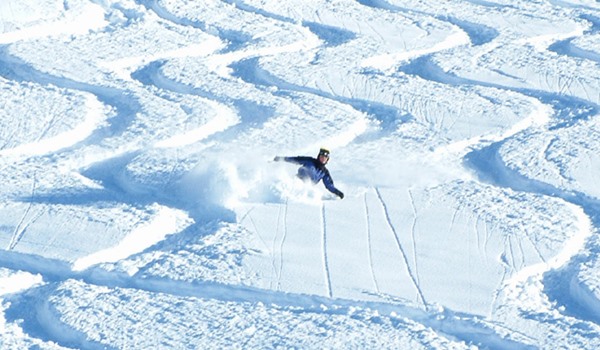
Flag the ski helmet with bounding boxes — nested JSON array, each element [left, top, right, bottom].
[[318, 148, 330, 158]]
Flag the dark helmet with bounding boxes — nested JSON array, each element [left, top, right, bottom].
[[318, 148, 330, 158]]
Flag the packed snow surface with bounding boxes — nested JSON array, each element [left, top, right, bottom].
[[1, 0, 600, 348]]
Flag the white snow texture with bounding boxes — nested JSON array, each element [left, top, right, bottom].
[[1, 0, 600, 349]]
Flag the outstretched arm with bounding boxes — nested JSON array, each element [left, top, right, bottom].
[[274, 156, 313, 165]]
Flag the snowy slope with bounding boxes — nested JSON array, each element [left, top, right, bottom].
[[1, 0, 600, 348]]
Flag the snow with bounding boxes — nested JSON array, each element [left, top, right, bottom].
[[1, 0, 600, 348]]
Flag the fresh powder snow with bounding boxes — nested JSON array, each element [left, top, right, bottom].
[[1, 0, 600, 349]]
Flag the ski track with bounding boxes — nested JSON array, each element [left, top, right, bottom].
[[407, 188, 420, 286], [271, 204, 283, 291], [375, 187, 428, 307], [364, 190, 381, 294], [321, 203, 333, 298], [390, 9, 600, 333], [247, 211, 279, 290], [0, 47, 140, 153], [7, 172, 39, 251], [276, 199, 289, 291], [0, 248, 531, 350], [1, 0, 600, 348]]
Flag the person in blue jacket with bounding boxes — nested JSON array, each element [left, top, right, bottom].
[[274, 148, 344, 199]]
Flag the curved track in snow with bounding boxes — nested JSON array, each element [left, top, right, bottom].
[[1, 0, 600, 348]]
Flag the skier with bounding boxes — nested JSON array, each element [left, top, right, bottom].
[[274, 148, 344, 199]]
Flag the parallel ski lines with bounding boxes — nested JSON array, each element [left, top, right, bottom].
[[248, 213, 277, 288], [2, 245, 531, 350], [8, 173, 39, 251], [364, 191, 381, 293], [375, 187, 427, 307], [8, 206, 42, 251], [273, 202, 326, 296], [241, 206, 278, 289]]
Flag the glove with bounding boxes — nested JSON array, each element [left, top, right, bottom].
[[274, 156, 283, 162], [336, 191, 344, 199]]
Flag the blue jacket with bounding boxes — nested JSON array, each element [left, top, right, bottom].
[[277, 156, 343, 198]]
